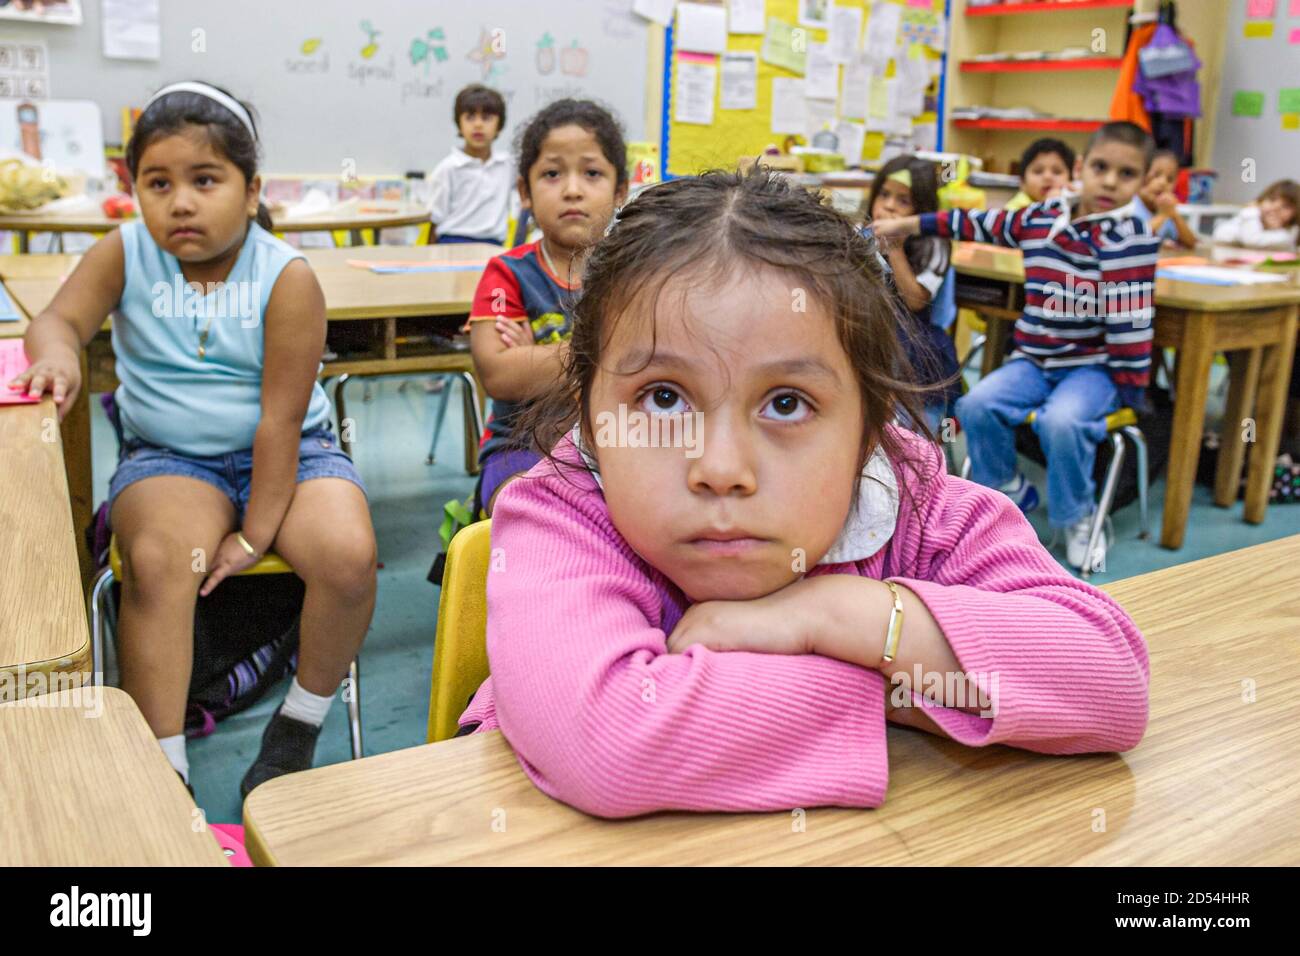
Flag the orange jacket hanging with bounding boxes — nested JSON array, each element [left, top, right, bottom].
[[1110, 22, 1157, 132]]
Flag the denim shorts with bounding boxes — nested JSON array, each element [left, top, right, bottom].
[[106, 426, 367, 521]]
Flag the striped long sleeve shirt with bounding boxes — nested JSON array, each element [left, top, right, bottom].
[[919, 197, 1161, 388]]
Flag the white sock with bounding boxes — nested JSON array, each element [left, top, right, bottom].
[[279, 677, 334, 728], [999, 473, 1024, 493], [158, 734, 188, 783]]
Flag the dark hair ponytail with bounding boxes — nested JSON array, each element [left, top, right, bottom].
[[126, 82, 267, 227]]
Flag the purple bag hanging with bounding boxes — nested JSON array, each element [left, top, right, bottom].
[[1138, 23, 1198, 78]]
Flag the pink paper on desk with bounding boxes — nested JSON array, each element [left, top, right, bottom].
[[1, 339, 41, 405]]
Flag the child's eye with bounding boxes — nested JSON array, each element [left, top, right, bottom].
[[148, 178, 168, 190], [196, 175, 213, 187], [542, 169, 560, 179], [586, 169, 604, 178], [760, 392, 813, 423], [637, 385, 690, 416]]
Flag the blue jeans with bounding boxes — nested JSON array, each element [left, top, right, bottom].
[[955, 359, 1117, 527]]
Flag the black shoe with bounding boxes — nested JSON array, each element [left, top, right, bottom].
[[240, 711, 322, 800]]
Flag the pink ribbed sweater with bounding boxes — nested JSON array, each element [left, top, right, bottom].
[[458, 431, 1150, 819]]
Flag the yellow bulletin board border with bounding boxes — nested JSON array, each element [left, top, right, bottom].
[[662, 0, 949, 178]]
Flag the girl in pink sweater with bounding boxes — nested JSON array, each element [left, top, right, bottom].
[[456, 166, 1150, 819]]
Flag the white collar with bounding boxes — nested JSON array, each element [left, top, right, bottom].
[[452, 146, 505, 167], [1045, 192, 1141, 240], [570, 425, 899, 565]]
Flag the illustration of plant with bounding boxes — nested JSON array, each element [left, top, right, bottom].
[[466, 27, 505, 80], [360, 20, 380, 59], [410, 27, 448, 71], [560, 39, 588, 77], [536, 32, 555, 75]]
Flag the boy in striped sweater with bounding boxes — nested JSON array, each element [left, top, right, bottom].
[[873, 122, 1160, 571]]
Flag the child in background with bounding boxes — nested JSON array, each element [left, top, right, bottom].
[[469, 99, 628, 514], [453, 168, 1149, 819], [875, 121, 1162, 572], [428, 84, 513, 245], [1212, 179, 1300, 251], [1004, 138, 1075, 211], [860, 155, 957, 432], [10, 82, 377, 798], [1135, 149, 1197, 250]]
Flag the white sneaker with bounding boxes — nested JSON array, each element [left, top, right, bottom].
[[1066, 512, 1110, 572]]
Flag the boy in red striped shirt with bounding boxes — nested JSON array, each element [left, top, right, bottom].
[[874, 122, 1160, 571]]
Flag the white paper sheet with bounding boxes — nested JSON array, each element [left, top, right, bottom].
[[676, 2, 728, 54], [839, 54, 871, 120], [633, 0, 677, 27], [834, 119, 866, 166], [827, 5, 863, 64], [102, 0, 160, 61], [804, 42, 839, 101], [728, 0, 765, 34], [805, 96, 838, 139], [865, 2, 902, 65], [675, 58, 718, 125], [720, 51, 758, 109], [770, 77, 807, 134]]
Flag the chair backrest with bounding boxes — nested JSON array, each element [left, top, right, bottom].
[[427, 519, 493, 743], [931, 265, 958, 331]]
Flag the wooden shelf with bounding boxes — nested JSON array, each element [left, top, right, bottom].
[[960, 57, 1123, 73], [966, 1, 1133, 16], [952, 117, 1108, 131]]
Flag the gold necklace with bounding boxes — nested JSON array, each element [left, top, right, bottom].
[[197, 316, 214, 360]]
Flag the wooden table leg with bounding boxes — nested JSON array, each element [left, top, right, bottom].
[[1243, 305, 1299, 524], [980, 312, 1011, 377], [1215, 348, 1262, 507], [1161, 311, 1217, 550], [62, 353, 94, 589]]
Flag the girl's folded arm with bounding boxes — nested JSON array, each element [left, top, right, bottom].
[[487, 471, 891, 819], [884, 445, 1150, 755], [25, 229, 126, 357]]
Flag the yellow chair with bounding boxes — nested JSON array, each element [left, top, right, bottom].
[[960, 407, 1150, 579], [426, 520, 492, 743], [88, 535, 365, 759]]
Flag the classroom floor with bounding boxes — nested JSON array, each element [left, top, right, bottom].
[[87, 371, 1300, 825]]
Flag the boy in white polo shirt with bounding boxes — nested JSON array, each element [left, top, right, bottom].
[[429, 84, 512, 245]]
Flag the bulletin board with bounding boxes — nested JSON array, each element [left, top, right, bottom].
[[1210, 0, 1300, 204], [663, 0, 949, 178]]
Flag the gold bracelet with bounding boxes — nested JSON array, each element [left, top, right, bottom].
[[235, 531, 260, 559], [882, 580, 904, 664]]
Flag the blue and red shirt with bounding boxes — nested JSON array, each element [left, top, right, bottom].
[[919, 196, 1161, 388], [469, 241, 579, 461]]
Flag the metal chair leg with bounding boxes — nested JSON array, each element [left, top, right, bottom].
[[459, 371, 485, 476], [88, 568, 115, 688], [334, 374, 352, 457], [1123, 425, 1151, 540], [426, 375, 455, 465], [1083, 434, 1126, 580], [960, 456, 972, 480], [958, 332, 987, 375], [347, 657, 363, 760]]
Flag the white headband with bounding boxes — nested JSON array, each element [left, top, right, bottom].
[[143, 82, 257, 141]]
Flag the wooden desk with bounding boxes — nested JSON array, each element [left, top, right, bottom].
[[0, 686, 229, 865], [242, 535, 1300, 866], [0, 204, 431, 252], [0, 400, 92, 700], [952, 244, 1300, 549]]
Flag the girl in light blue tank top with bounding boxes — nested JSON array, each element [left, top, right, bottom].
[[13, 82, 377, 799]]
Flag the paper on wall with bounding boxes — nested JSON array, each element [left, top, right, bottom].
[[633, 0, 677, 27], [674, 55, 718, 125], [865, 2, 902, 64], [840, 54, 871, 119], [102, 0, 161, 61], [827, 5, 863, 64], [834, 119, 866, 166], [720, 50, 758, 109], [771, 77, 807, 134], [728, 0, 765, 34], [762, 17, 807, 74], [804, 41, 839, 100], [676, 2, 728, 54], [805, 95, 837, 138]]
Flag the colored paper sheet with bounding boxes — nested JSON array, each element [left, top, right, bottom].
[[1232, 90, 1265, 116], [1244, 20, 1274, 37], [762, 17, 807, 74]]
